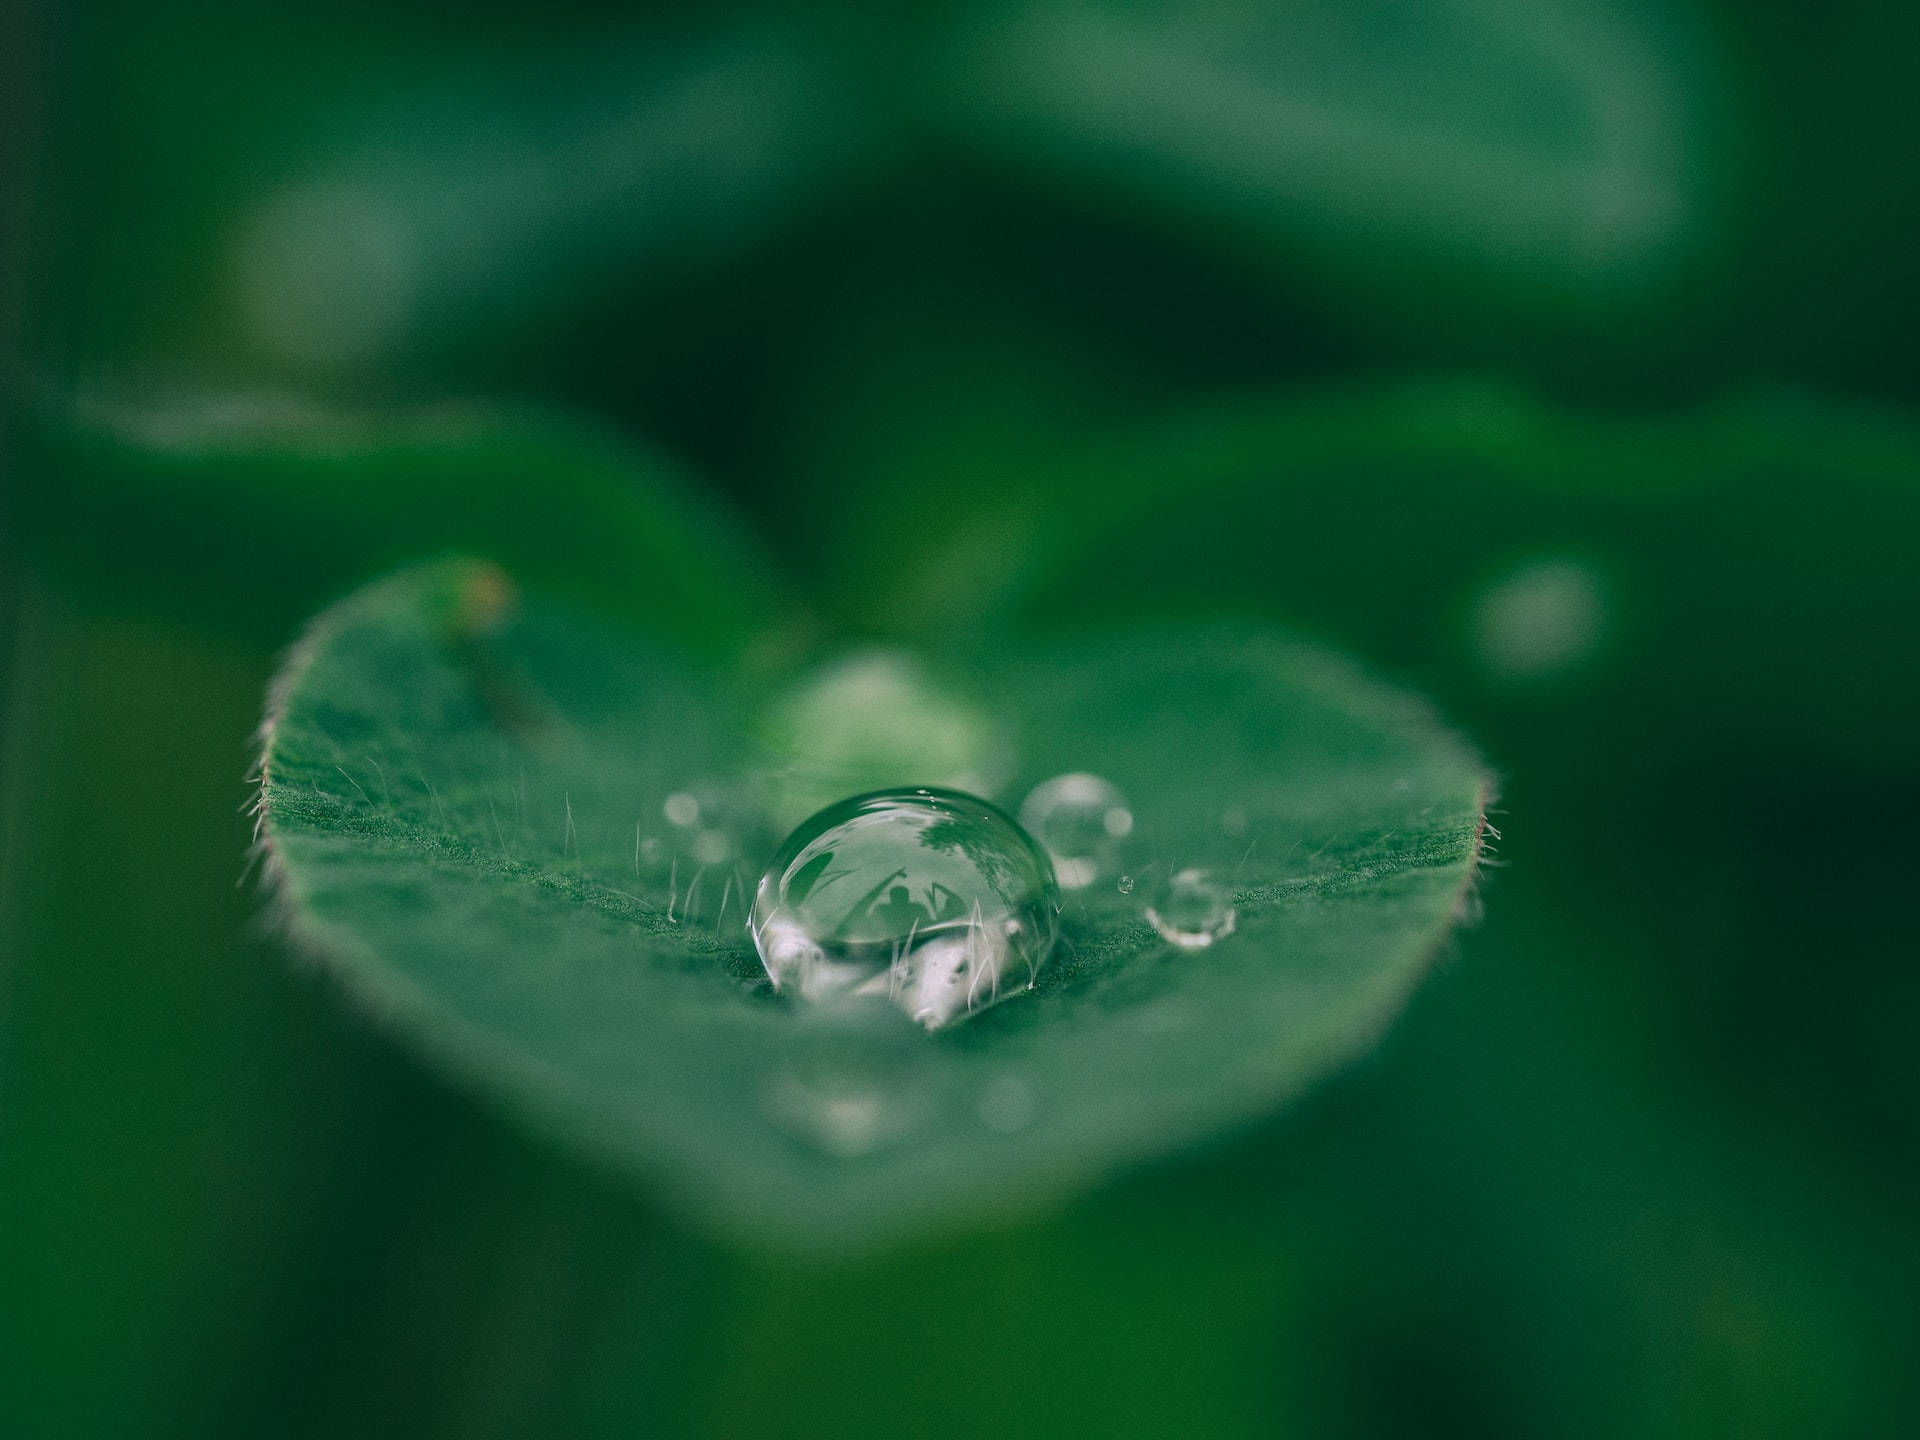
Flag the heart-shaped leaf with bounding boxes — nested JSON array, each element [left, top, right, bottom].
[[258, 559, 1491, 1253]]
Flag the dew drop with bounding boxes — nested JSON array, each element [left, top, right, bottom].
[[750, 788, 1060, 1031], [1019, 772, 1131, 890], [1144, 868, 1238, 950], [1117, 875, 1135, 895]]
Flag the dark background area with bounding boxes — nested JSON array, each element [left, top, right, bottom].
[[4, 2, 1918, 1436]]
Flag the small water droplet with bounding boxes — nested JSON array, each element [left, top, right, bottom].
[[1144, 868, 1237, 950], [1019, 772, 1131, 890], [1117, 874, 1135, 895], [750, 788, 1059, 1031]]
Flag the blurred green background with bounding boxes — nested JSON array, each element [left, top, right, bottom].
[[4, 1, 1918, 1435]]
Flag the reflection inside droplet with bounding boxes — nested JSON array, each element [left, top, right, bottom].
[[750, 788, 1059, 1030], [1019, 771, 1132, 889], [1145, 868, 1238, 950]]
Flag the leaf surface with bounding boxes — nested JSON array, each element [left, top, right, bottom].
[[259, 559, 1490, 1252]]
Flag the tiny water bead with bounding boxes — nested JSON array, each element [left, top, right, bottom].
[[1144, 868, 1238, 950], [1019, 772, 1133, 889], [750, 788, 1060, 1031]]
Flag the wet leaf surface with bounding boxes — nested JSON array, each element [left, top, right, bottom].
[[258, 559, 1491, 1253]]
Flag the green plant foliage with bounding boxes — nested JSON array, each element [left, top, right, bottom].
[[256, 559, 1491, 1253], [939, 0, 1723, 309], [9, 397, 776, 649], [821, 381, 1920, 778]]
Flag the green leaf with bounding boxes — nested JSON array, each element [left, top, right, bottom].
[[939, 0, 1715, 297], [818, 381, 1920, 779], [29, 13, 870, 387], [258, 559, 1490, 1254], [11, 396, 779, 652]]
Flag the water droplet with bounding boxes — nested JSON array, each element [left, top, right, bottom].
[[750, 788, 1059, 1031], [1144, 868, 1237, 950], [1117, 875, 1135, 895], [1019, 772, 1132, 890]]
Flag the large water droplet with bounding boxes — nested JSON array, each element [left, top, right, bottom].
[[1019, 772, 1132, 889], [1144, 868, 1238, 950], [750, 788, 1060, 1030]]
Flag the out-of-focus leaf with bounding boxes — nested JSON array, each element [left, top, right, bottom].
[[10, 395, 781, 651], [28, 12, 875, 388], [937, 0, 1722, 302], [834, 381, 1920, 778]]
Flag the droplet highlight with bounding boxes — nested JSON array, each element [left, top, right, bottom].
[[1019, 772, 1132, 889], [1144, 868, 1238, 950], [750, 788, 1060, 1031]]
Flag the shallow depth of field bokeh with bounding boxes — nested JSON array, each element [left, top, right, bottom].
[[4, 3, 1918, 1437]]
